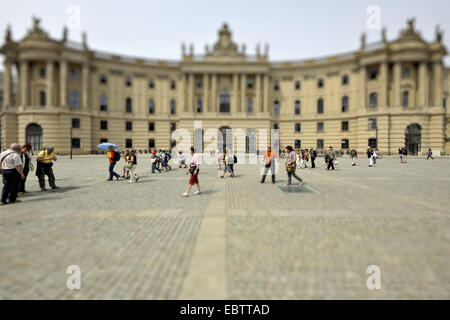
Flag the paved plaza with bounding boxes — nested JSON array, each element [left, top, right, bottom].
[[1, 154, 449, 299]]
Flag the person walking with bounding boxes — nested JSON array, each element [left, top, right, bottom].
[[126, 150, 139, 183], [367, 148, 374, 167], [36, 146, 59, 190], [151, 151, 162, 173], [350, 148, 358, 166], [121, 150, 131, 179], [183, 146, 200, 196], [285, 145, 303, 185], [227, 149, 236, 177], [399, 148, 403, 163], [372, 148, 378, 165], [1, 143, 25, 205], [326, 146, 336, 170], [260, 145, 278, 184], [427, 148, 434, 160], [17, 144, 33, 195], [179, 151, 187, 168], [220, 150, 231, 178], [107, 146, 120, 181], [310, 148, 317, 168], [402, 147, 408, 163]]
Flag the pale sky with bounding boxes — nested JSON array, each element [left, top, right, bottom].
[[1, 0, 449, 69]]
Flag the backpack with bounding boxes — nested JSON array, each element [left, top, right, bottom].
[[113, 151, 121, 162], [233, 155, 237, 164]]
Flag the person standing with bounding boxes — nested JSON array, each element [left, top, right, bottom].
[[350, 148, 358, 166], [127, 150, 139, 183], [17, 144, 33, 195], [106, 146, 120, 181], [326, 146, 336, 170], [1, 143, 25, 205], [227, 149, 236, 177], [260, 145, 278, 183], [372, 148, 378, 165], [121, 150, 131, 179], [179, 151, 187, 168], [285, 146, 303, 185], [183, 146, 200, 196], [151, 151, 161, 173], [399, 148, 403, 163], [427, 148, 434, 160], [36, 146, 59, 190], [310, 148, 317, 168]]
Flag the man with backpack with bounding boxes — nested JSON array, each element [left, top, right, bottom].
[[107, 146, 121, 181]]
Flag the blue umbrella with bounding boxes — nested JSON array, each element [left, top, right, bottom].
[[97, 142, 118, 150]]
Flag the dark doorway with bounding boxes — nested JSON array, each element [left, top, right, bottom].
[[405, 124, 421, 156], [26, 123, 43, 152], [218, 126, 232, 152]]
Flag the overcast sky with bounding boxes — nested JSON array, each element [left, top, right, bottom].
[[1, 0, 449, 69]]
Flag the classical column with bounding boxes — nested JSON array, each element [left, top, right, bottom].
[[360, 65, 367, 108], [188, 73, 194, 112], [20, 61, 29, 106], [263, 74, 269, 113], [3, 60, 12, 107], [46, 60, 54, 106], [59, 59, 67, 106], [418, 62, 428, 107], [255, 74, 261, 112], [179, 73, 186, 112], [82, 63, 89, 110], [232, 73, 238, 113], [432, 62, 443, 106], [203, 73, 209, 112], [211, 73, 217, 112], [240, 73, 246, 113], [380, 62, 388, 107], [393, 62, 401, 107]]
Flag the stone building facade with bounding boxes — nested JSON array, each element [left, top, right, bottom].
[[1, 18, 449, 155]]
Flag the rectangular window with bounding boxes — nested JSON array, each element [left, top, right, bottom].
[[273, 123, 279, 130], [369, 70, 378, 80], [341, 121, 349, 131], [149, 122, 155, 131], [368, 118, 377, 130], [149, 139, 155, 149], [317, 139, 324, 150], [100, 138, 108, 143], [100, 95, 108, 111], [125, 139, 132, 149], [317, 122, 324, 132], [100, 120, 108, 130], [100, 74, 107, 84], [295, 139, 301, 149], [402, 67, 410, 79], [126, 121, 132, 131], [40, 67, 46, 78], [247, 78, 254, 89], [70, 69, 80, 80], [71, 138, 81, 149], [125, 77, 132, 87], [170, 122, 176, 132], [295, 123, 301, 132], [341, 139, 349, 149], [40, 91, 46, 106], [342, 75, 349, 85], [72, 118, 80, 129], [295, 81, 301, 90]]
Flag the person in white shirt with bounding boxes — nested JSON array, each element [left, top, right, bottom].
[[179, 151, 187, 168], [183, 146, 200, 196], [0, 143, 25, 205]]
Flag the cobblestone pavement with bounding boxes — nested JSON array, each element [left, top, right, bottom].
[[0, 155, 449, 299]]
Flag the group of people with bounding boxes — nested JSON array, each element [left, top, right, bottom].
[[218, 149, 236, 178], [0, 143, 59, 205]]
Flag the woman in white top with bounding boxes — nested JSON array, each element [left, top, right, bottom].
[[183, 146, 201, 197]]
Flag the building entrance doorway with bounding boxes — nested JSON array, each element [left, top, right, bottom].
[[405, 123, 421, 156]]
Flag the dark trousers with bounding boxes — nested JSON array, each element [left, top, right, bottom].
[[261, 161, 275, 183], [152, 162, 161, 173], [427, 155, 434, 160], [287, 169, 302, 184], [17, 168, 29, 193], [327, 160, 334, 170], [109, 162, 120, 180], [2, 169, 20, 203], [37, 164, 56, 188], [311, 157, 316, 168]]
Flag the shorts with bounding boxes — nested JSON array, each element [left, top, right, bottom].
[[189, 173, 199, 185]]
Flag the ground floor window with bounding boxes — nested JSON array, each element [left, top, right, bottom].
[[71, 138, 81, 149], [149, 139, 155, 149], [125, 139, 133, 149], [100, 138, 108, 143], [368, 138, 377, 148], [317, 139, 324, 150], [295, 139, 301, 149], [341, 139, 349, 149]]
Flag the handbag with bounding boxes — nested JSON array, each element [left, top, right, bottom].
[[285, 162, 296, 172], [189, 165, 197, 175]]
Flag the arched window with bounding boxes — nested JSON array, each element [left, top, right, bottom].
[[247, 98, 253, 113], [125, 97, 132, 113], [294, 100, 301, 114], [341, 96, 349, 112], [69, 91, 80, 109], [100, 95, 108, 111], [26, 123, 43, 152], [197, 98, 203, 113], [219, 90, 230, 113], [402, 91, 409, 107], [170, 99, 176, 114], [369, 93, 378, 108], [149, 99, 155, 114], [273, 100, 280, 116], [317, 98, 324, 114]]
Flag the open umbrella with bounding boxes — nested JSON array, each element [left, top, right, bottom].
[[97, 142, 118, 150]]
